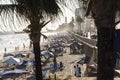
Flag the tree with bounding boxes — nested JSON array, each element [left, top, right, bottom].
[[0, 0, 63, 80], [86, 0, 120, 80]]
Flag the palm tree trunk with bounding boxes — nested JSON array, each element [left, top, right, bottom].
[[53, 53, 57, 71], [33, 40, 43, 80], [28, 20, 43, 80], [92, 0, 116, 79], [97, 25, 115, 80]]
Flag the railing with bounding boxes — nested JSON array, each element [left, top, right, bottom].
[[69, 32, 97, 49]]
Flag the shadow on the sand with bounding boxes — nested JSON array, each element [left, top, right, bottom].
[[69, 53, 83, 55], [43, 67, 50, 71], [27, 75, 35, 80], [69, 60, 77, 64]]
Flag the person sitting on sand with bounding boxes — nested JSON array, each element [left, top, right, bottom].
[[74, 65, 76, 76], [59, 61, 64, 71]]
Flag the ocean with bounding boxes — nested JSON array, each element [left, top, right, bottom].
[[0, 33, 30, 54], [0, 32, 59, 54]]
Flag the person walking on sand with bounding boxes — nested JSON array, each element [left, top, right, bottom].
[[75, 64, 81, 77], [74, 65, 76, 76], [23, 43, 25, 49], [4, 48, 7, 53]]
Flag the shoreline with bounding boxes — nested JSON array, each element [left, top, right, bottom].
[[0, 39, 49, 60]]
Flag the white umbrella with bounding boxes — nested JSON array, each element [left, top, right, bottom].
[[41, 51, 54, 57], [1, 69, 29, 80], [2, 57, 20, 65], [2, 56, 13, 62]]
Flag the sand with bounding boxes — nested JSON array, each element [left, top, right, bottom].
[[0, 36, 120, 80]]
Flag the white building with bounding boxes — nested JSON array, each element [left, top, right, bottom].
[[74, 0, 97, 37]]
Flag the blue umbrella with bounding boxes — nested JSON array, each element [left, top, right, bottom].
[[21, 60, 34, 66]]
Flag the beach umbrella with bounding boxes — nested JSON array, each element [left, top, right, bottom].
[[14, 53, 27, 58], [41, 51, 54, 57], [1, 69, 29, 76], [4, 53, 14, 57], [2, 56, 14, 62], [2, 57, 20, 65], [21, 60, 34, 66], [76, 57, 85, 65], [1, 69, 29, 79]]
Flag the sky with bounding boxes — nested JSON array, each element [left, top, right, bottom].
[[44, 7, 76, 30]]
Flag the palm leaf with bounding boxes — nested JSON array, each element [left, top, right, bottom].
[[0, 0, 63, 21]]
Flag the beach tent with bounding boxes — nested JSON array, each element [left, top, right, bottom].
[[2, 57, 20, 65]]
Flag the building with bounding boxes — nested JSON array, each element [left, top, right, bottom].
[[74, 0, 97, 38]]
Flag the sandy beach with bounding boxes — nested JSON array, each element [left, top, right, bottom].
[[0, 37, 50, 80], [0, 35, 120, 80]]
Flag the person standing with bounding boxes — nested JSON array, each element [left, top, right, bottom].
[[23, 43, 25, 49], [74, 65, 76, 76], [59, 61, 63, 71], [75, 64, 81, 77], [4, 48, 7, 54]]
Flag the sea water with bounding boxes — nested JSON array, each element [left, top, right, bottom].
[[0, 33, 30, 54], [0, 32, 59, 54]]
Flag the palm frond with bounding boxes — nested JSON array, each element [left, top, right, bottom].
[[43, 0, 61, 15], [41, 20, 51, 28], [0, 0, 80, 32], [0, 4, 16, 14]]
